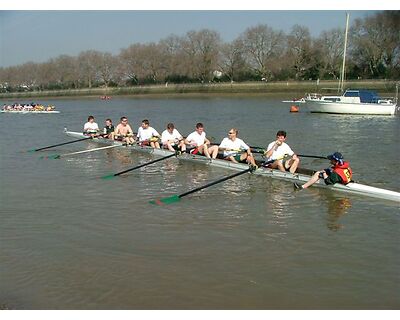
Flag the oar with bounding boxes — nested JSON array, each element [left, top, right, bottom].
[[149, 166, 256, 205], [209, 143, 263, 154], [297, 154, 327, 159], [27, 136, 93, 152], [40, 144, 124, 159], [250, 146, 327, 159], [215, 143, 327, 160], [101, 152, 178, 180]]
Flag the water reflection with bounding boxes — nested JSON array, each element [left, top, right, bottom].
[[105, 148, 134, 166], [260, 181, 294, 228], [323, 194, 352, 231]]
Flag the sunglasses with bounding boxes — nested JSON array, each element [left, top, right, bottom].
[[228, 132, 234, 134]]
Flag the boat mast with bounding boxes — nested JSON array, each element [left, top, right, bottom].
[[338, 13, 350, 93]]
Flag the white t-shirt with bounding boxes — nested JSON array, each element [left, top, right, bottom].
[[137, 126, 160, 142], [84, 121, 99, 132], [161, 128, 183, 144], [266, 141, 294, 161], [186, 131, 206, 147], [219, 137, 250, 157]]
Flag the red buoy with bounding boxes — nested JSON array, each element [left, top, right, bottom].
[[290, 105, 299, 112]]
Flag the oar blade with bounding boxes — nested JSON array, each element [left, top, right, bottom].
[[101, 173, 117, 180], [40, 154, 60, 160], [149, 195, 181, 205]]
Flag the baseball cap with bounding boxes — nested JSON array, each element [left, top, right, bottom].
[[327, 152, 344, 162]]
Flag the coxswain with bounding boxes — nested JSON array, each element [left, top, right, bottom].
[[294, 152, 353, 190]]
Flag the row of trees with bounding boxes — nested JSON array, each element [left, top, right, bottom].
[[1, 11, 399, 93]]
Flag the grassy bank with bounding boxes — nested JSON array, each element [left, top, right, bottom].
[[0, 80, 398, 100]]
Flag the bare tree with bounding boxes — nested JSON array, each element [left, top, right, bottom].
[[159, 35, 188, 80], [218, 40, 246, 82], [286, 25, 312, 79], [181, 29, 221, 82], [78, 50, 101, 88], [118, 44, 142, 85], [314, 28, 344, 80], [54, 55, 79, 88], [92, 52, 119, 88], [351, 11, 400, 78], [240, 24, 285, 80], [0, 66, 21, 89]]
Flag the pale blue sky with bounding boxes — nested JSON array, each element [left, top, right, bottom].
[[0, 10, 379, 67]]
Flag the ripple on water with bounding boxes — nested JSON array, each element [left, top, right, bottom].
[[1, 98, 399, 309]]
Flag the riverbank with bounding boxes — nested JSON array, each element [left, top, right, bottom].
[[0, 79, 397, 100]]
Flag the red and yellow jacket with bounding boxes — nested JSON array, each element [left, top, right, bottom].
[[332, 161, 353, 184]]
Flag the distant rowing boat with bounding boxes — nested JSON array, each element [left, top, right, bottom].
[[64, 130, 400, 202], [282, 98, 306, 104], [1, 110, 60, 114]]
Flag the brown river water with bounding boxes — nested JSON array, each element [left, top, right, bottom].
[[0, 97, 399, 309]]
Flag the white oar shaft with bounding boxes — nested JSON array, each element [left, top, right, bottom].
[[60, 144, 122, 157]]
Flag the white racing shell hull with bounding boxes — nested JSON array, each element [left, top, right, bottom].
[[65, 130, 400, 202]]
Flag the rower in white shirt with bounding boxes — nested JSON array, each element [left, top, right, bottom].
[[161, 123, 186, 152], [219, 128, 256, 166], [264, 130, 300, 173], [137, 119, 161, 149], [184, 122, 218, 159], [83, 115, 100, 137]]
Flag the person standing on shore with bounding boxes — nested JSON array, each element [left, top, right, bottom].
[[264, 130, 299, 174]]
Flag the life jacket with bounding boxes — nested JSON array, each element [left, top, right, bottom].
[[332, 161, 353, 184]]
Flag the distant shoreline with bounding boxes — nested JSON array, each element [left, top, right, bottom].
[[0, 80, 397, 100]]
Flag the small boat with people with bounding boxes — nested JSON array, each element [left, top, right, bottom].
[[1, 102, 60, 114], [63, 129, 400, 202]]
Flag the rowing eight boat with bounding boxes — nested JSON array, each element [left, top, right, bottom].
[[1, 110, 60, 114], [64, 130, 400, 202]]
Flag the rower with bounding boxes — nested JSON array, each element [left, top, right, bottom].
[[114, 116, 135, 145], [294, 152, 353, 190], [263, 130, 299, 174], [161, 123, 186, 152], [83, 115, 100, 137], [137, 119, 161, 148], [218, 128, 257, 167], [103, 118, 115, 140], [184, 122, 218, 159]]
